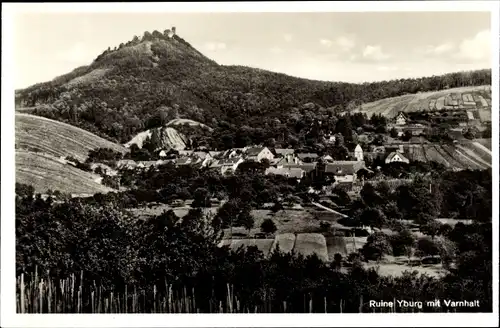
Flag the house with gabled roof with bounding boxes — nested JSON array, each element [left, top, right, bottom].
[[245, 146, 274, 162], [265, 167, 305, 180], [175, 157, 193, 166], [385, 151, 410, 164], [274, 148, 295, 157], [324, 161, 366, 185], [274, 155, 302, 167], [116, 159, 138, 170], [296, 152, 319, 162], [395, 112, 408, 126], [210, 157, 244, 175]]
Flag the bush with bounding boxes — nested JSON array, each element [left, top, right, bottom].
[[416, 237, 440, 257], [260, 219, 277, 235], [361, 232, 393, 261]]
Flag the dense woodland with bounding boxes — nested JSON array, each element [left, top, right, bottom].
[[15, 31, 491, 145]]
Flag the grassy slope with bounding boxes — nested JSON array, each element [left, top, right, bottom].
[[16, 150, 115, 194], [352, 85, 491, 118], [16, 113, 127, 162]]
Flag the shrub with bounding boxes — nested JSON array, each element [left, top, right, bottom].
[[260, 219, 277, 235]]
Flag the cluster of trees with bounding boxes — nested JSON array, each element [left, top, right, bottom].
[[86, 147, 124, 163], [349, 169, 491, 230], [113, 162, 308, 208]]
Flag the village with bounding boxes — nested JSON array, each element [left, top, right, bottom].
[[110, 108, 490, 193]]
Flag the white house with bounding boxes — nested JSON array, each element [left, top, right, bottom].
[[385, 151, 410, 164], [354, 144, 364, 161], [211, 157, 244, 175], [245, 146, 274, 162], [395, 112, 408, 126], [221, 148, 244, 159]]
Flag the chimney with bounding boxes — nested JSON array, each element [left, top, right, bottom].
[[172, 26, 176, 35]]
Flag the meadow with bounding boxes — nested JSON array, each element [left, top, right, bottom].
[[15, 150, 114, 194], [15, 113, 126, 162]]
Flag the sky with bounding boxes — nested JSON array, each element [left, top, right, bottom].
[[13, 11, 492, 89]]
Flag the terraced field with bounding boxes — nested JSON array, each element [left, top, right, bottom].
[[352, 85, 491, 119], [399, 141, 491, 170], [16, 113, 127, 162], [16, 150, 115, 194]]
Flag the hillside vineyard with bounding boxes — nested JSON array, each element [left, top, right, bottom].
[[14, 22, 493, 316]]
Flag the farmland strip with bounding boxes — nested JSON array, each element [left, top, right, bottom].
[[433, 145, 463, 169], [456, 145, 491, 168]]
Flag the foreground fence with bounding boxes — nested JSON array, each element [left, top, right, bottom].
[[16, 271, 458, 313]]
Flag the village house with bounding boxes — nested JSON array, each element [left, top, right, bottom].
[[319, 154, 334, 163], [273, 148, 295, 158], [395, 112, 408, 126], [208, 151, 222, 159], [178, 150, 194, 157], [245, 146, 274, 162], [220, 148, 245, 159], [116, 159, 138, 170], [272, 154, 302, 167], [175, 157, 193, 166], [210, 157, 244, 175], [265, 167, 305, 180], [403, 123, 426, 136], [137, 161, 159, 169], [324, 133, 336, 144], [324, 161, 366, 185], [282, 162, 318, 179], [296, 152, 319, 162], [189, 151, 213, 167], [385, 151, 410, 164]]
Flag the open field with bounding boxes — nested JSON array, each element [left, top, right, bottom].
[[16, 150, 115, 194], [326, 236, 348, 259], [16, 113, 127, 162], [351, 85, 491, 119], [364, 262, 445, 278], [223, 233, 329, 261], [270, 233, 296, 253]]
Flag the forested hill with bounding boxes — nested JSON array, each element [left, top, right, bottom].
[[15, 29, 491, 144]]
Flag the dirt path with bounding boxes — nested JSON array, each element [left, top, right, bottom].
[[311, 202, 349, 218]]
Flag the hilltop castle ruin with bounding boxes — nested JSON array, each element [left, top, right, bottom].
[[164, 26, 176, 38]]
